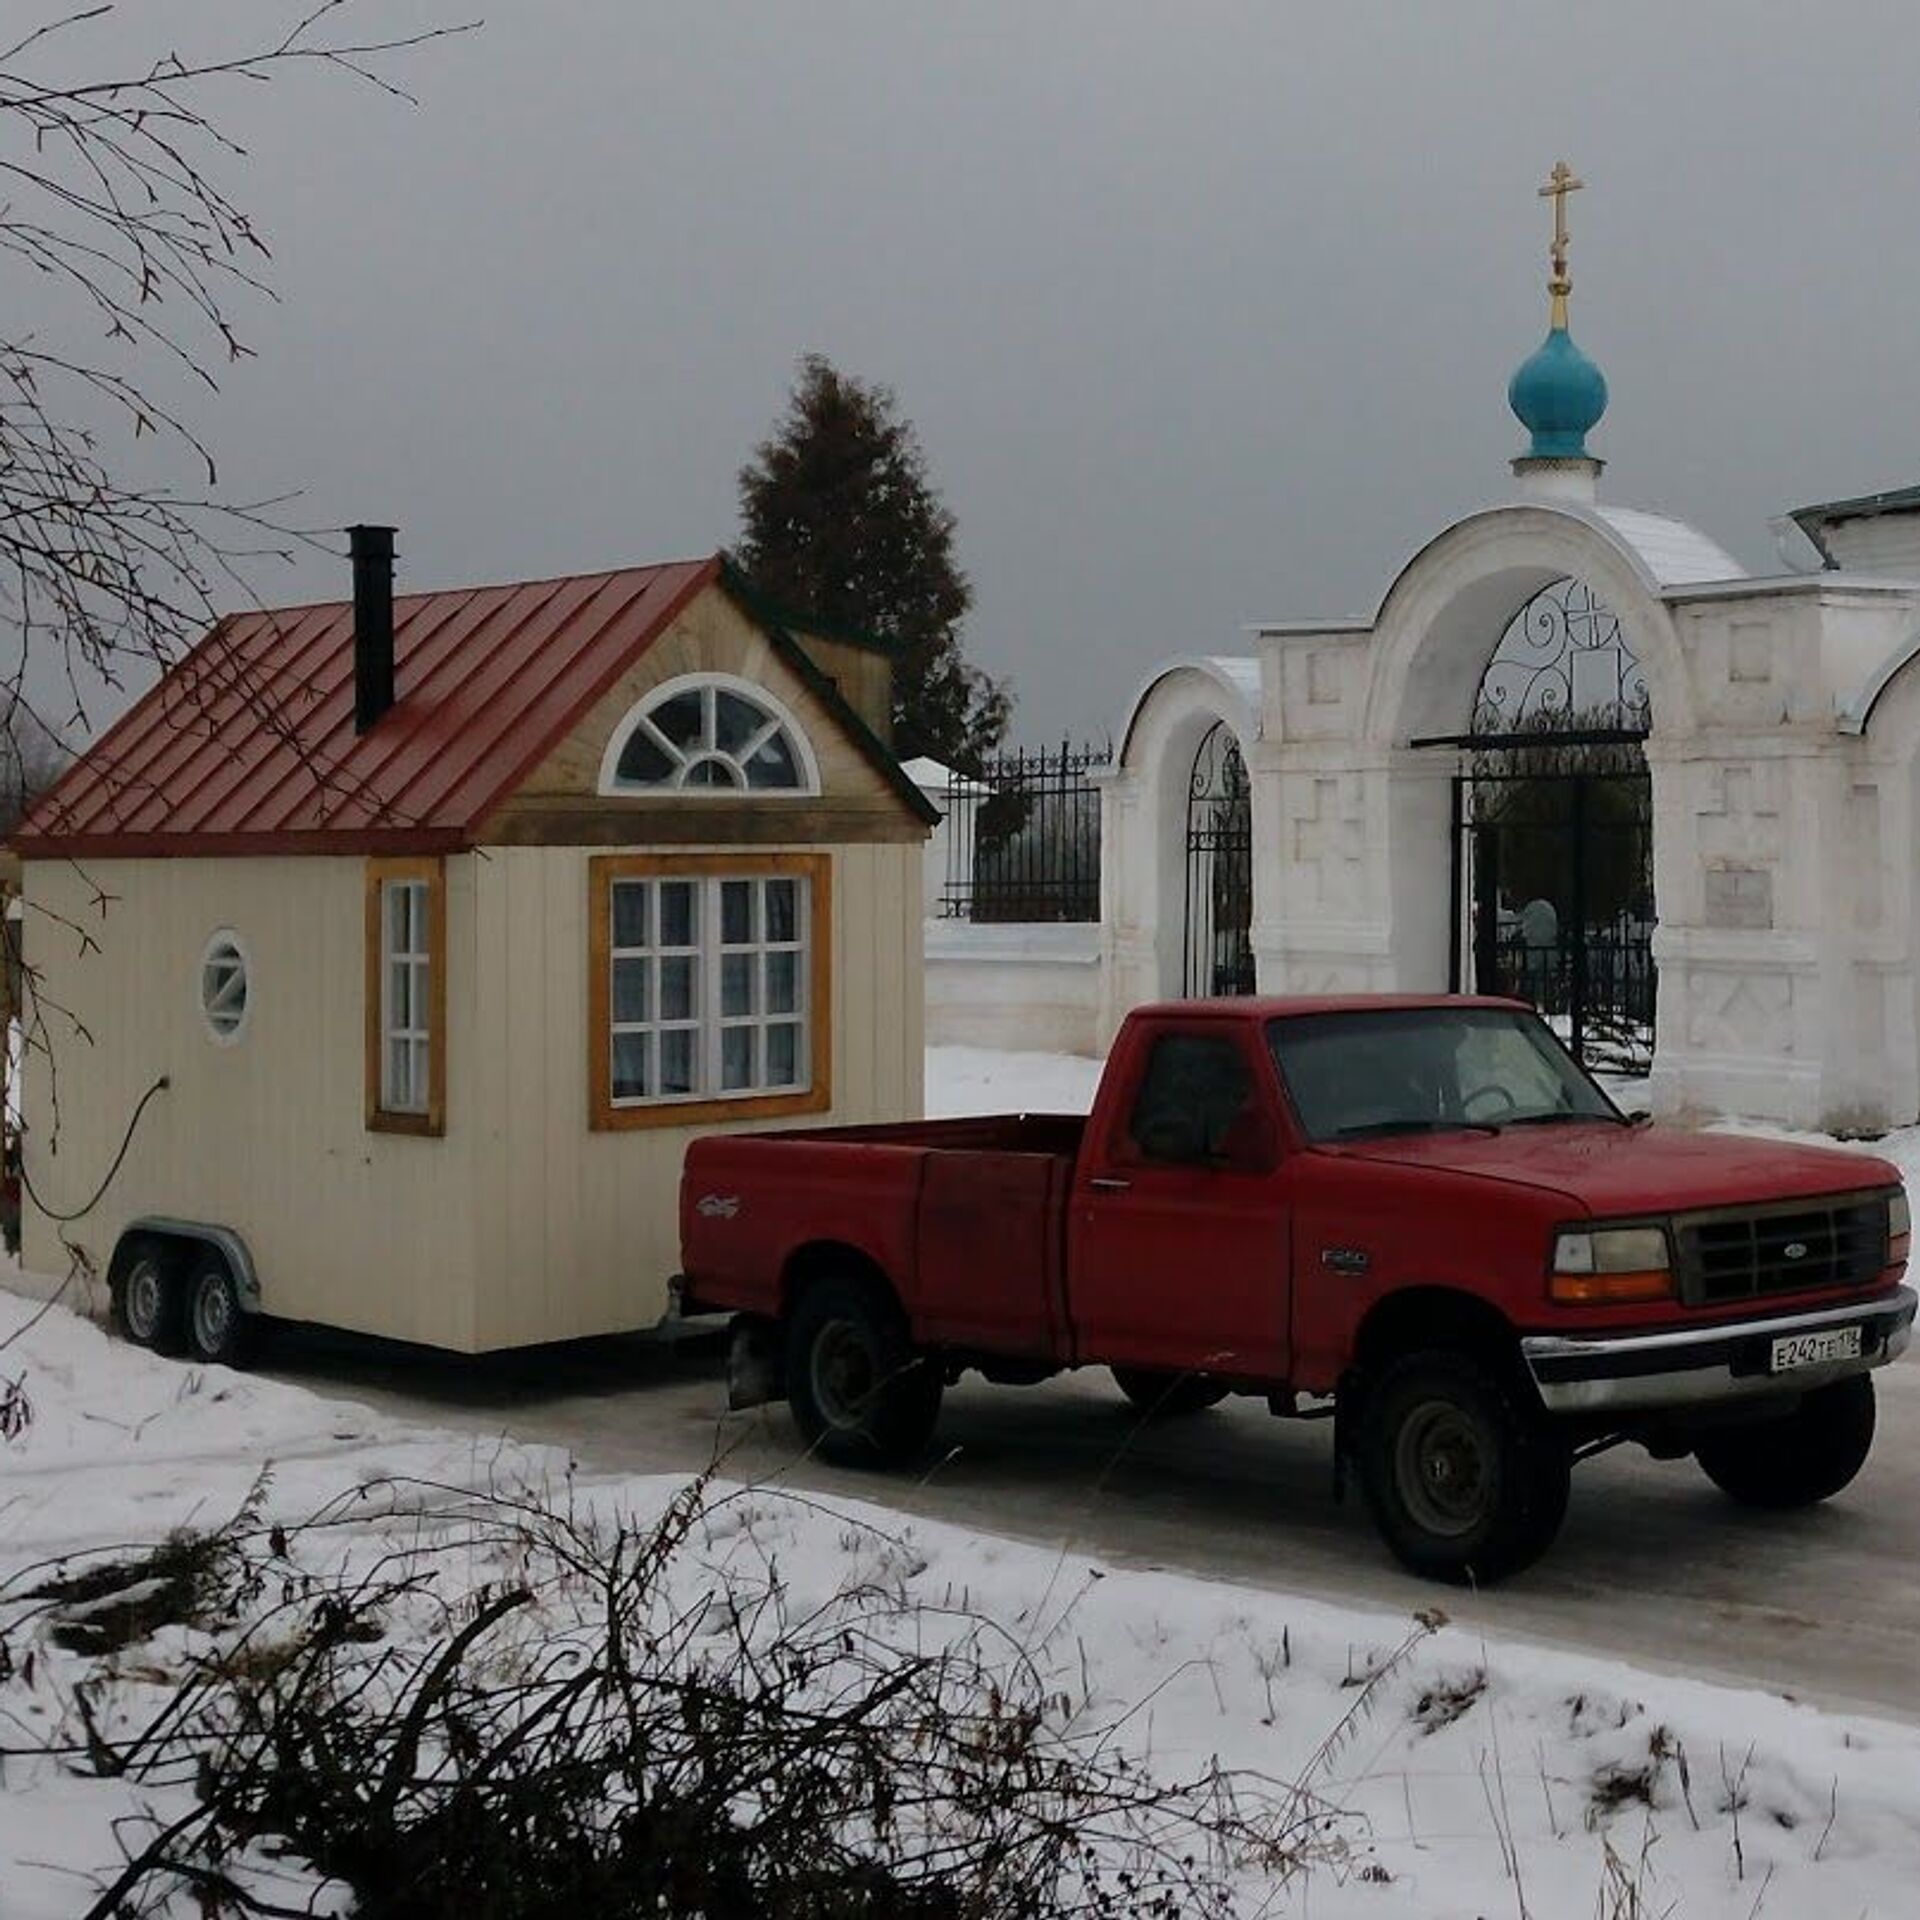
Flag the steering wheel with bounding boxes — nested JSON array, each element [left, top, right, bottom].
[[1461, 1083, 1518, 1123]]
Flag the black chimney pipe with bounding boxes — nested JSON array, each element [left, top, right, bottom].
[[350, 523, 397, 734]]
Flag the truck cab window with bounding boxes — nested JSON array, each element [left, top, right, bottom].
[[1124, 1033, 1266, 1167]]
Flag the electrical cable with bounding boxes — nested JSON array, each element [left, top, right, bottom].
[[15, 1074, 170, 1223]]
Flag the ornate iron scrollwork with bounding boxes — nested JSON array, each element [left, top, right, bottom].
[[1472, 578, 1649, 736]]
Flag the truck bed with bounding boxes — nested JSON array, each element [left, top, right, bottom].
[[680, 1113, 1086, 1360]]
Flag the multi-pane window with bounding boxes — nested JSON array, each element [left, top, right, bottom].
[[381, 879, 433, 1113], [605, 873, 809, 1106], [366, 856, 445, 1135], [600, 675, 816, 794]]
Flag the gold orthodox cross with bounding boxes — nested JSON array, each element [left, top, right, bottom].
[[1538, 160, 1583, 297]]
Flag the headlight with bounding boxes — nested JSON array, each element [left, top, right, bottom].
[[1550, 1225, 1672, 1304], [1890, 1189, 1910, 1256]]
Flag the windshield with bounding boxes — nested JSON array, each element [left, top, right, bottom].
[[1266, 1006, 1620, 1142]]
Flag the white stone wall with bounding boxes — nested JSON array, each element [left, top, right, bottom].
[[924, 921, 1103, 1057]]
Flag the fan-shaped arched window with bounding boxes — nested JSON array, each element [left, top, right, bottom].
[[598, 674, 820, 796]]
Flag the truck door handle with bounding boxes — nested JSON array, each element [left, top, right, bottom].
[[1089, 1176, 1132, 1194]]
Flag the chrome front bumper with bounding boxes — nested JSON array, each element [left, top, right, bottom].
[[1521, 1285, 1917, 1417]]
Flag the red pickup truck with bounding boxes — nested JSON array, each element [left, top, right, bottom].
[[679, 996, 1914, 1583]]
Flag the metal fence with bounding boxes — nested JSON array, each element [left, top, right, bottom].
[[939, 740, 1108, 923]]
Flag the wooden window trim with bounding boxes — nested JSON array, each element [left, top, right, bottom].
[[589, 851, 832, 1132], [365, 854, 447, 1136]]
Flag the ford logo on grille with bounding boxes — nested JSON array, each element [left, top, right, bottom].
[[1784, 1241, 1809, 1260]]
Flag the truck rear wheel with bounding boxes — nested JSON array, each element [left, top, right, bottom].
[[1111, 1367, 1229, 1418], [1694, 1375, 1875, 1510], [786, 1277, 942, 1468], [1357, 1349, 1570, 1585], [109, 1235, 186, 1355]]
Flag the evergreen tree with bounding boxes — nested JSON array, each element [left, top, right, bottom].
[[736, 355, 1010, 768]]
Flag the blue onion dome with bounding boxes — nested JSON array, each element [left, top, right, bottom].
[[1509, 323, 1608, 459]]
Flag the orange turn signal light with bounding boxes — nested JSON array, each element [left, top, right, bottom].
[[1549, 1268, 1673, 1306]]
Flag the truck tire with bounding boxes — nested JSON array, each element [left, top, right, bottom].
[[183, 1248, 255, 1368], [786, 1277, 942, 1468], [1111, 1366, 1229, 1418], [1357, 1349, 1570, 1585], [1694, 1375, 1875, 1510], [109, 1234, 186, 1355]]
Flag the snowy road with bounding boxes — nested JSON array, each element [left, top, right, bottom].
[[255, 1326, 1920, 1726]]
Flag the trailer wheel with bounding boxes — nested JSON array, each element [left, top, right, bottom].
[[109, 1235, 186, 1355], [787, 1277, 942, 1467], [1357, 1348, 1570, 1585], [1110, 1367, 1229, 1417], [184, 1248, 254, 1368], [1694, 1375, 1875, 1510]]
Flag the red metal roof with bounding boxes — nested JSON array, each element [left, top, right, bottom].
[[15, 556, 722, 857]]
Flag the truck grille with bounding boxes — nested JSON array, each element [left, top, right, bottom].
[[1673, 1194, 1888, 1306]]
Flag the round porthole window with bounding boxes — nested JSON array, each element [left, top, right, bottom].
[[199, 930, 250, 1044]]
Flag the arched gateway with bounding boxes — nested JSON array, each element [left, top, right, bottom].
[[1100, 161, 1920, 1130]]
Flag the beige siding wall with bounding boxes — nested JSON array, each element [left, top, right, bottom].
[[21, 841, 922, 1353], [786, 630, 894, 743], [21, 856, 482, 1348], [467, 840, 923, 1349]]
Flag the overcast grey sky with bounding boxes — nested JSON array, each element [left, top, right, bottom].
[[92, 1, 1920, 740]]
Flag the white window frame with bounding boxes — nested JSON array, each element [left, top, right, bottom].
[[380, 878, 433, 1115], [605, 872, 812, 1108], [596, 671, 822, 797], [365, 856, 445, 1136]]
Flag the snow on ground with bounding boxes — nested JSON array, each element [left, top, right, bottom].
[[7, 1284, 1920, 1916]]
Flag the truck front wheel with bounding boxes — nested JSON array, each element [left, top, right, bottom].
[[1694, 1375, 1875, 1510], [787, 1278, 942, 1468], [1357, 1350, 1570, 1585]]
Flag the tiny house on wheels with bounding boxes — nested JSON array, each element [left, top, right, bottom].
[[11, 533, 934, 1360]]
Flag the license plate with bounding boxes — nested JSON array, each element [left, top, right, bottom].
[[1769, 1325, 1863, 1373]]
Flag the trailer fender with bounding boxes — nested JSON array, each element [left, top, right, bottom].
[[121, 1218, 262, 1313]]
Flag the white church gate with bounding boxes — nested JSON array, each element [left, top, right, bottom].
[[1183, 720, 1255, 996]]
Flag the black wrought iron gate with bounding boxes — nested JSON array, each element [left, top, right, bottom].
[[1183, 721, 1254, 997], [1448, 757, 1655, 1071]]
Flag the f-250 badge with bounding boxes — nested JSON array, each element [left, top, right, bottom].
[[697, 1193, 742, 1220]]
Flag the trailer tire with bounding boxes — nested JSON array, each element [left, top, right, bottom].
[[1694, 1374, 1875, 1510], [109, 1234, 186, 1355], [1357, 1348, 1570, 1586], [1110, 1367, 1229, 1417], [184, 1248, 255, 1368], [787, 1276, 942, 1468]]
